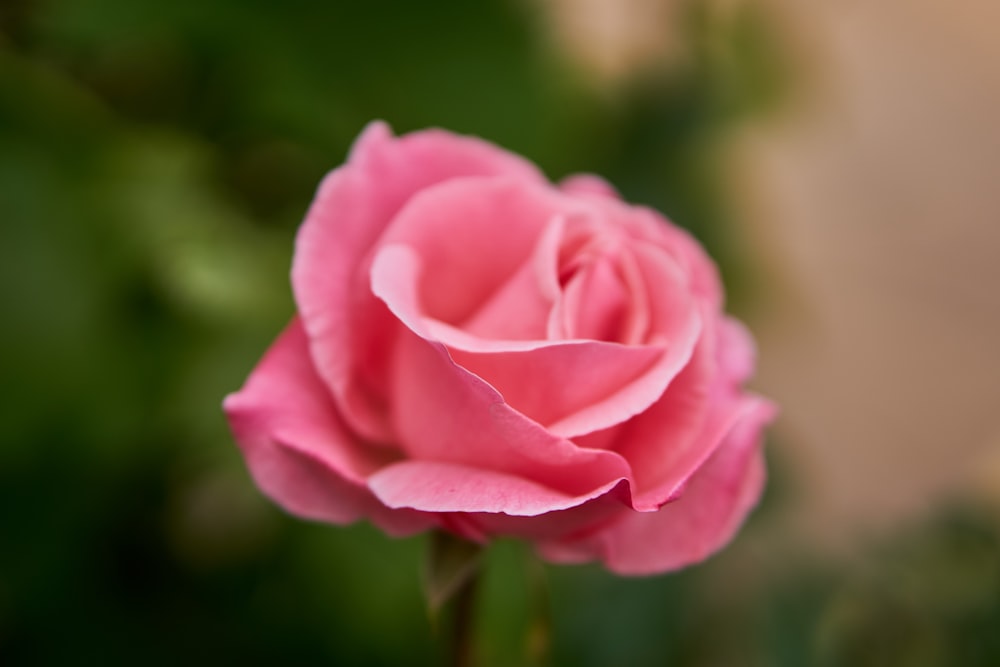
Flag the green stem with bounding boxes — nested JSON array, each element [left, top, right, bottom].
[[525, 550, 551, 666], [424, 531, 484, 667], [449, 566, 480, 667]]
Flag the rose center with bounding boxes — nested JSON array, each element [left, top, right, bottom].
[[552, 226, 648, 345]]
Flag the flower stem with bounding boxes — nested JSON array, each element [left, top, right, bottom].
[[449, 565, 480, 667], [524, 551, 551, 666], [423, 531, 485, 667]]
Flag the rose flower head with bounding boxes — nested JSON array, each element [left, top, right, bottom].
[[224, 123, 776, 575]]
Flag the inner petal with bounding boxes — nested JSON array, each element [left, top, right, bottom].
[[561, 255, 630, 343], [458, 240, 556, 341], [376, 177, 570, 326], [371, 235, 701, 439], [546, 219, 650, 345], [447, 338, 666, 432]]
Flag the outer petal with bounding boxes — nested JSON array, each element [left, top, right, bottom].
[[369, 461, 625, 516], [389, 329, 633, 500], [540, 396, 777, 575], [376, 177, 571, 325], [560, 173, 620, 200], [607, 328, 717, 509], [223, 319, 433, 536], [470, 480, 632, 541], [605, 312, 764, 509], [718, 316, 758, 386], [291, 122, 546, 441]]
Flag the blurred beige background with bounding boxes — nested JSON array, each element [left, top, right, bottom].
[[540, 0, 1000, 549]]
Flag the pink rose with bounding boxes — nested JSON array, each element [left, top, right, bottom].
[[224, 122, 776, 575]]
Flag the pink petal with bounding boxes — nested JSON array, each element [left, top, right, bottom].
[[448, 340, 669, 437], [605, 310, 765, 509], [623, 206, 724, 309], [630, 241, 704, 341], [365, 257, 633, 504], [457, 224, 561, 340], [605, 330, 717, 508], [470, 481, 632, 540], [390, 328, 632, 496], [376, 177, 574, 325], [223, 319, 433, 536], [291, 122, 546, 441], [556, 249, 652, 345], [718, 316, 758, 386], [559, 255, 630, 342], [560, 173, 621, 199], [541, 396, 777, 575], [517, 240, 714, 454], [371, 244, 700, 439], [368, 122, 546, 187], [542, 217, 651, 344], [369, 461, 626, 516]]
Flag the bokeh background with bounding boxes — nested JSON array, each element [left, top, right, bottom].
[[3, 0, 999, 665]]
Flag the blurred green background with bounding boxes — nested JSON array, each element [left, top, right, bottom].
[[2, 0, 998, 665]]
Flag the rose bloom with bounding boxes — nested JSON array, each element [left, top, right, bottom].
[[224, 123, 776, 575]]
